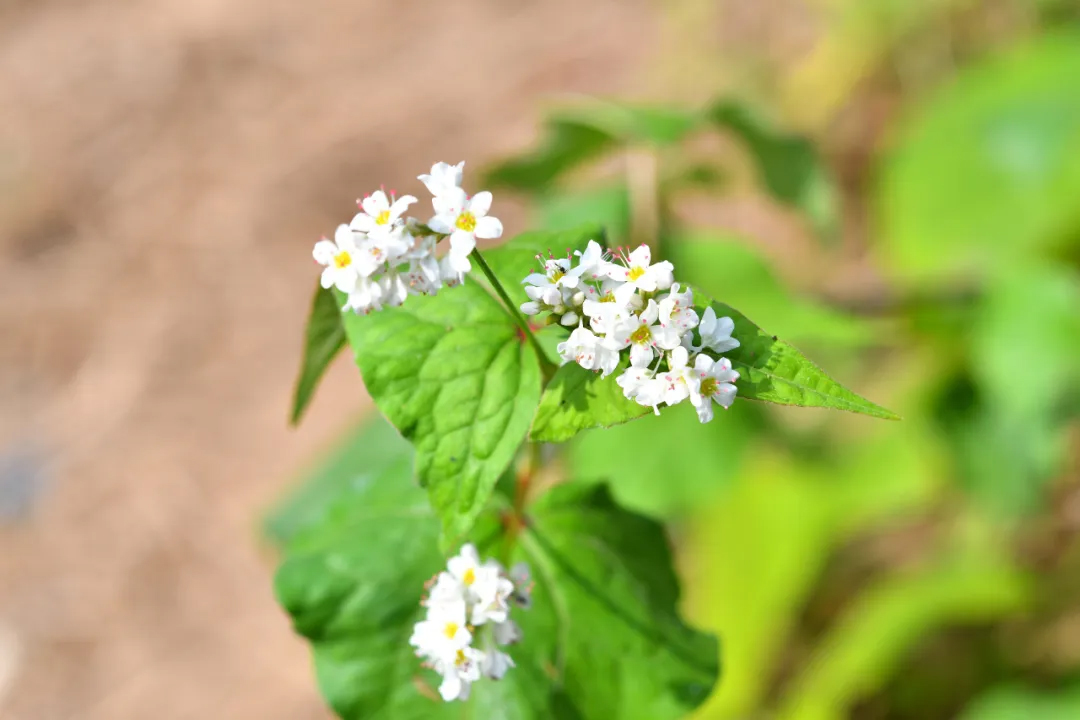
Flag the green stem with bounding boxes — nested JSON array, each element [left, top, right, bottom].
[[470, 247, 557, 380]]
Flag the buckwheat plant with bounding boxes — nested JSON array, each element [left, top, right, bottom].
[[278, 160, 898, 719]]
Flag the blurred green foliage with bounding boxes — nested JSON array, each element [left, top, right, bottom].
[[272, 10, 1080, 720]]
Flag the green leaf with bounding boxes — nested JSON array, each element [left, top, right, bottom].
[[341, 282, 541, 543], [275, 473, 719, 718], [668, 233, 878, 349], [960, 685, 1080, 720], [481, 224, 603, 308], [951, 262, 1080, 513], [552, 102, 700, 145], [538, 185, 631, 247], [518, 482, 719, 718], [484, 102, 700, 194], [484, 118, 616, 193], [708, 100, 839, 241], [273, 449, 456, 718], [264, 414, 412, 548], [291, 284, 347, 425], [700, 296, 899, 420], [529, 361, 649, 443], [878, 31, 1080, 281], [568, 402, 757, 518]]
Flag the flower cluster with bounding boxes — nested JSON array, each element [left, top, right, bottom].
[[521, 241, 742, 423], [409, 544, 531, 702], [312, 162, 503, 314]]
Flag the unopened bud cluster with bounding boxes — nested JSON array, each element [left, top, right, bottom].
[[522, 241, 742, 422], [312, 162, 503, 314], [409, 544, 531, 702]]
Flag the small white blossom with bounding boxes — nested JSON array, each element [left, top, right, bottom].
[[428, 187, 503, 273], [690, 354, 740, 422], [696, 307, 740, 354], [412, 545, 530, 701], [658, 283, 699, 333], [313, 225, 362, 292], [658, 346, 699, 407], [616, 365, 667, 415], [418, 161, 465, 198], [569, 239, 612, 281], [607, 245, 674, 302], [612, 300, 682, 368], [557, 326, 621, 378], [351, 190, 416, 237], [523, 257, 578, 305], [435, 646, 484, 701], [343, 275, 385, 315]]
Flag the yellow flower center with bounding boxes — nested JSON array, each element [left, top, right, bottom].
[[701, 377, 718, 397], [455, 649, 467, 666], [375, 210, 391, 225], [629, 325, 651, 344], [463, 568, 476, 586], [456, 212, 477, 232], [550, 270, 565, 283], [628, 266, 646, 282], [443, 622, 459, 639], [333, 251, 352, 269], [599, 292, 616, 303]]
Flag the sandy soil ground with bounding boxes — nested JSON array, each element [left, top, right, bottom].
[[0, 1, 657, 717]]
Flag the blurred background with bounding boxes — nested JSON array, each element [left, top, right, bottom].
[[2, 1, 1079, 719]]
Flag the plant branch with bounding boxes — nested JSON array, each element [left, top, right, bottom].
[[470, 247, 557, 379]]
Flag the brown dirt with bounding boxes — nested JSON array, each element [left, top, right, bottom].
[[0, 1, 655, 717]]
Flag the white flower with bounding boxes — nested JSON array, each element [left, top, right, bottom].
[[409, 598, 472, 665], [439, 254, 465, 287], [492, 619, 522, 646], [343, 275, 385, 314], [479, 647, 515, 680], [418, 161, 465, 198], [616, 365, 667, 415], [611, 300, 682, 368], [607, 245, 674, 303], [312, 225, 361, 292], [659, 346, 699, 406], [557, 326, 621, 378], [569, 239, 612, 281], [436, 647, 484, 701], [658, 283, 699, 333], [428, 187, 503, 273], [446, 544, 499, 604], [351, 190, 417, 237], [379, 270, 409, 308], [697, 307, 740, 354], [523, 257, 578, 305], [689, 354, 740, 422]]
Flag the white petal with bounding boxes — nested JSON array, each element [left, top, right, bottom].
[[389, 195, 417, 219], [474, 215, 502, 240], [627, 244, 651, 267], [350, 213, 376, 233], [361, 191, 388, 217], [449, 230, 476, 258], [467, 191, 493, 217], [714, 384, 737, 409], [630, 343, 651, 368], [312, 240, 337, 264], [428, 215, 455, 234], [320, 266, 335, 288]]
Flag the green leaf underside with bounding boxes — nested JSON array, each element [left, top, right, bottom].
[[707, 100, 838, 239], [700, 295, 899, 420], [340, 281, 541, 543], [291, 284, 347, 425], [530, 361, 650, 443], [275, 470, 718, 719], [481, 224, 604, 308]]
